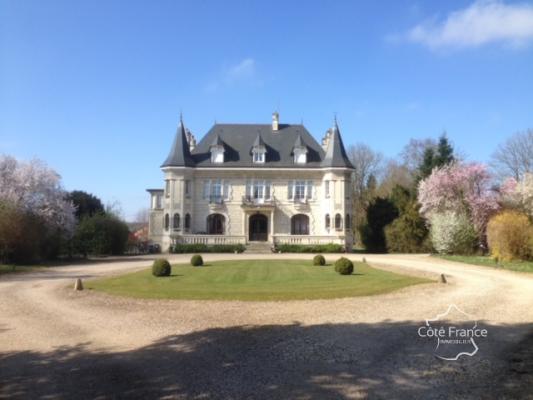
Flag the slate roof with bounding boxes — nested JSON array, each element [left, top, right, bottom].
[[321, 121, 354, 168], [161, 119, 354, 169], [161, 117, 195, 167]]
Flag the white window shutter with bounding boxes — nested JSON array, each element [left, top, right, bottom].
[[223, 180, 229, 199], [288, 181, 293, 199]]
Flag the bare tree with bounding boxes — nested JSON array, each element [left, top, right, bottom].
[[399, 138, 436, 174], [135, 207, 150, 224], [377, 160, 414, 197], [347, 144, 383, 246], [491, 129, 533, 180], [347, 143, 383, 198]]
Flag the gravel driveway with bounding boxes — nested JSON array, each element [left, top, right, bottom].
[[1, 254, 532, 399]]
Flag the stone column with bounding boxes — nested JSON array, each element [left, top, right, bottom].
[[270, 209, 274, 243]]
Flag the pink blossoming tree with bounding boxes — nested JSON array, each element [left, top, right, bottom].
[[418, 162, 500, 240]]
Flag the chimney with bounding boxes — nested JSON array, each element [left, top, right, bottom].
[[272, 111, 279, 131]]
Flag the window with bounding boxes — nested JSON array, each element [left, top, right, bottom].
[[211, 147, 224, 163], [288, 180, 313, 201], [345, 180, 352, 200], [203, 180, 230, 201], [345, 214, 351, 230], [253, 151, 265, 163], [212, 179, 222, 199], [294, 180, 306, 200], [293, 148, 307, 164], [207, 213, 225, 234], [173, 213, 180, 231], [291, 214, 309, 235], [325, 180, 330, 198], [246, 180, 271, 200], [335, 213, 342, 230], [165, 180, 170, 198], [185, 180, 191, 197], [185, 213, 191, 231], [325, 214, 330, 230], [164, 213, 169, 231]]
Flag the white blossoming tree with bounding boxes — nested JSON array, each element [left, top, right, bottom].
[[0, 155, 76, 261]]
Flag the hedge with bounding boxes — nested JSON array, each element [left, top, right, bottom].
[[275, 244, 344, 253], [172, 244, 245, 253]]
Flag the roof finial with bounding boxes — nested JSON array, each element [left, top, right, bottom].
[[179, 110, 183, 125], [332, 112, 339, 131]]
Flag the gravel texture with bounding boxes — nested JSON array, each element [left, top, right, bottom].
[[1, 253, 532, 399]]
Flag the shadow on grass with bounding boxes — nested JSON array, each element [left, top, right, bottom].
[[1, 321, 531, 399]]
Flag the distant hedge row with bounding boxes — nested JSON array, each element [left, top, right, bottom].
[[171, 243, 245, 253], [275, 243, 344, 253]]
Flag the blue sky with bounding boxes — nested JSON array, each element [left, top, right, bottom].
[[1, 0, 533, 220]]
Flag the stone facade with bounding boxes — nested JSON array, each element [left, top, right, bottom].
[[147, 113, 355, 251]]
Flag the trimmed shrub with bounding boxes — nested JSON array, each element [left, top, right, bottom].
[[313, 254, 326, 266], [334, 257, 354, 275], [429, 211, 478, 255], [275, 243, 344, 253], [152, 258, 171, 277], [173, 244, 245, 253], [190, 254, 203, 266], [487, 210, 533, 261]]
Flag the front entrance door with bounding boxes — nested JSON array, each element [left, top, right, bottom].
[[249, 214, 268, 241]]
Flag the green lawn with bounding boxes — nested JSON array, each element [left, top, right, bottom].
[[87, 259, 432, 301], [437, 255, 533, 273]]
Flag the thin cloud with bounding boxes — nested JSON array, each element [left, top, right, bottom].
[[205, 58, 261, 92], [405, 0, 533, 50]]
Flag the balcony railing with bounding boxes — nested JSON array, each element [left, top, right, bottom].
[[242, 195, 276, 207], [273, 235, 345, 245], [175, 235, 246, 245], [208, 195, 225, 204]]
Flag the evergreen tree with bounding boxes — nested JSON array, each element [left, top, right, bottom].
[[359, 197, 399, 252], [67, 190, 105, 220], [435, 133, 455, 166], [417, 133, 455, 180], [418, 147, 436, 180]]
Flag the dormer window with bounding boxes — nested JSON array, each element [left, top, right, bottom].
[[293, 147, 307, 164], [210, 134, 225, 164], [292, 134, 308, 164], [211, 147, 224, 163], [251, 134, 266, 164]]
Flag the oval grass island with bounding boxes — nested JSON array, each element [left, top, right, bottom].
[[87, 259, 432, 301]]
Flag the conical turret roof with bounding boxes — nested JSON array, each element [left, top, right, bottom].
[[321, 118, 354, 169], [161, 115, 195, 167]]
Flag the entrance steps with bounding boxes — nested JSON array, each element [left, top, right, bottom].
[[245, 242, 274, 254]]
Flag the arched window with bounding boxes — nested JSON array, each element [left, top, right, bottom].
[[164, 213, 169, 231], [207, 213, 225, 235], [345, 214, 351, 230], [335, 213, 342, 231], [291, 214, 309, 235], [325, 214, 330, 230], [173, 213, 180, 231], [185, 213, 191, 231]]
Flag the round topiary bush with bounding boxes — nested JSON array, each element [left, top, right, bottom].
[[313, 254, 326, 266], [334, 257, 354, 275], [190, 254, 203, 266], [152, 258, 171, 277]]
